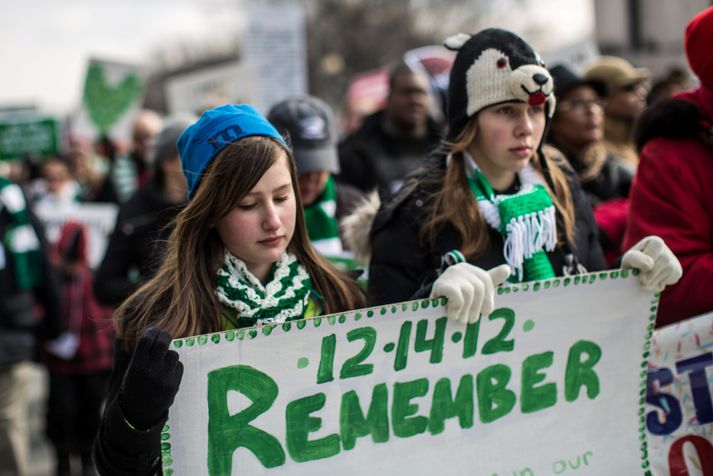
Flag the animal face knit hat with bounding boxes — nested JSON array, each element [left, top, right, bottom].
[[444, 28, 556, 141]]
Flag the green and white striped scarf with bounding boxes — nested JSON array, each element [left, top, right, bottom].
[[215, 250, 313, 327], [303, 176, 342, 256], [0, 177, 43, 290], [463, 152, 557, 282]]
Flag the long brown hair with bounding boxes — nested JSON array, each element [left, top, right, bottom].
[[116, 136, 365, 350], [420, 117, 576, 258]]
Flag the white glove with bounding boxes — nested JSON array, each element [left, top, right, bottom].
[[430, 263, 511, 324], [622, 236, 682, 292]]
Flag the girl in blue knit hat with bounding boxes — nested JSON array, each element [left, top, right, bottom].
[[92, 104, 365, 475]]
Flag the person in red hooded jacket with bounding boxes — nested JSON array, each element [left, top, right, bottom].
[[624, 6, 713, 327]]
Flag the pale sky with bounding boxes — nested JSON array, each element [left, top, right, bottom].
[[0, 0, 245, 115], [0, 0, 598, 117]]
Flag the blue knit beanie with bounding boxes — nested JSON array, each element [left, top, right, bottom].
[[177, 104, 287, 198]]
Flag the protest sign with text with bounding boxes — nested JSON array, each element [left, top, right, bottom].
[[0, 115, 60, 161], [646, 311, 713, 475], [163, 270, 657, 475]]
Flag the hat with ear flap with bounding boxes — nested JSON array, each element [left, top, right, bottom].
[[444, 28, 556, 141]]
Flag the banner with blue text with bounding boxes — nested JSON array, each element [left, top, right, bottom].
[[163, 270, 656, 475], [646, 311, 713, 475]]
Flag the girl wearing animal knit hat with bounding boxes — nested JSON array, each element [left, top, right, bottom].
[[92, 104, 366, 475], [361, 28, 681, 324]]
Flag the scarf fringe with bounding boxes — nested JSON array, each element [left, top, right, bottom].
[[503, 206, 557, 281]]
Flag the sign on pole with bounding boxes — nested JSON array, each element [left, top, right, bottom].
[[646, 311, 713, 474], [163, 270, 656, 475], [72, 58, 144, 143], [243, 3, 307, 112], [165, 62, 255, 115]]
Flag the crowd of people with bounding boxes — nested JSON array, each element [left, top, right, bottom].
[[0, 5, 711, 476]]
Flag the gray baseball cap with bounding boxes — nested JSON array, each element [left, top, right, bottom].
[[267, 96, 340, 174]]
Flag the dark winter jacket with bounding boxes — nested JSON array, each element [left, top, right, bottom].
[[0, 189, 62, 366], [368, 155, 607, 306], [94, 179, 185, 306], [561, 148, 633, 208], [338, 110, 442, 194], [545, 143, 633, 264], [623, 86, 713, 327]]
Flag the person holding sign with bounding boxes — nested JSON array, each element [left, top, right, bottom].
[[92, 104, 368, 475], [364, 28, 682, 322]]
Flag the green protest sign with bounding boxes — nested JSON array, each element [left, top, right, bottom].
[[0, 116, 60, 160], [82, 59, 142, 134], [164, 270, 657, 475]]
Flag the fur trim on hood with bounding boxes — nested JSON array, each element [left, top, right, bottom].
[[340, 191, 380, 265], [635, 97, 703, 152]]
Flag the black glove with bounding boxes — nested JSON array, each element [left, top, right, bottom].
[[120, 327, 184, 431]]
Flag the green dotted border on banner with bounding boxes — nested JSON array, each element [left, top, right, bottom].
[[161, 424, 173, 475], [164, 270, 651, 472], [639, 290, 659, 475]]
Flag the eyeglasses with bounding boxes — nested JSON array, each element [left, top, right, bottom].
[[556, 98, 606, 113]]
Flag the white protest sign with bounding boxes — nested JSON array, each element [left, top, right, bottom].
[[165, 61, 255, 115], [163, 270, 656, 475], [34, 202, 118, 269], [243, 3, 307, 111], [646, 311, 713, 475]]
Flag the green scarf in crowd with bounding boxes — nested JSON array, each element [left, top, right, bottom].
[[0, 177, 43, 290], [215, 250, 313, 328], [303, 176, 342, 256], [463, 152, 557, 282]]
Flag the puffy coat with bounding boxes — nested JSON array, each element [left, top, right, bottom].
[[94, 179, 184, 306], [338, 110, 442, 194], [623, 85, 713, 327]]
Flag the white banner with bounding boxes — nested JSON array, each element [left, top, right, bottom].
[[165, 61, 255, 115], [34, 202, 118, 269], [646, 311, 713, 475], [163, 270, 656, 475]]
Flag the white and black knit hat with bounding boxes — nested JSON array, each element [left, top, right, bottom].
[[444, 29, 556, 141]]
